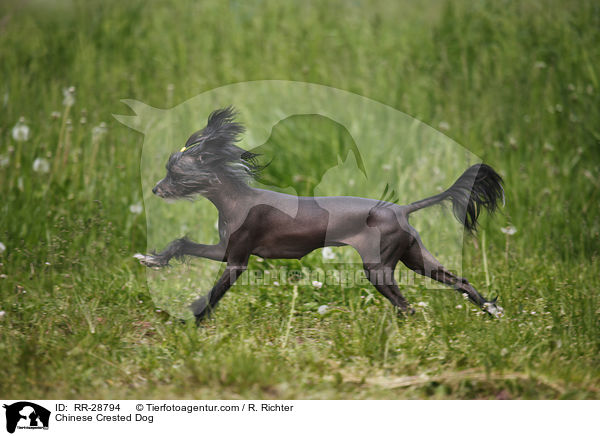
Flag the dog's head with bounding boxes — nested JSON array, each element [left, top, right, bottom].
[[152, 107, 262, 199]]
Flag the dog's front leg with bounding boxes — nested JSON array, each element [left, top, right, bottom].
[[135, 237, 226, 267], [190, 259, 248, 323]]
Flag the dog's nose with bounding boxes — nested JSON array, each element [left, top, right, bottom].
[[152, 186, 158, 195]]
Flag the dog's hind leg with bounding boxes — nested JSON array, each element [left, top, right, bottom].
[[362, 262, 415, 315], [399, 234, 503, 317], [351, 207, 417, 315]]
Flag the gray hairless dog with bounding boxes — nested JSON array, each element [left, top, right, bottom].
[[136, 107, 504, 323]]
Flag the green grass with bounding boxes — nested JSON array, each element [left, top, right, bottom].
[[0, 0, 599, 399]]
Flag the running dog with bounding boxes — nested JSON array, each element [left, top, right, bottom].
[[135, 107, 504, 322]]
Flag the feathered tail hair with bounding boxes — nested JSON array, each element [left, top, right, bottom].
[[404, 164, 504, 232]]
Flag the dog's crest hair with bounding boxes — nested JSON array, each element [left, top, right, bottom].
[[167, 107, 265, 193], [183, 106, 246, 152]]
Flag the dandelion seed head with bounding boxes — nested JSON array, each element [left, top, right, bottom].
[[63, 86, 76, 106], [501, 225, 517, 235], [32, 157, 50, 173], [11, 118, 30, 142], [92, 122, 108, 141], [129, 203, 143, 214]]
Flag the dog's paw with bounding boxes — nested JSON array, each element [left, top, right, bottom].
[[133, 253, 168, 268], [483, 301, 504, 318]]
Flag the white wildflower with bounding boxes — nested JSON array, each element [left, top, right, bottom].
[[63, 86, 76, 107], [455, 304, 463, 309], [312, 280, 323, 289], [0, 242, 5, 253], [382, 164, 392, 171], [0, 310, 5, 319], [11, 117, 30, 142], [129, 203, 143, 214], [50, 111, 61, 119], [586, 85, 594, 95], [32, 157, 50, 173], [417, 301, 428, 307], [273, 281, 280, 286], [317, 305, 329, 315], [500, 225, 517, 235], [322, 247, 335, 260]]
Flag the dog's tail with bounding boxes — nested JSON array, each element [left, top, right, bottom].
[[404, 164, 504, 232]]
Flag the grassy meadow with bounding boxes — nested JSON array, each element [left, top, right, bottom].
[[0, 0, 599, 399]]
